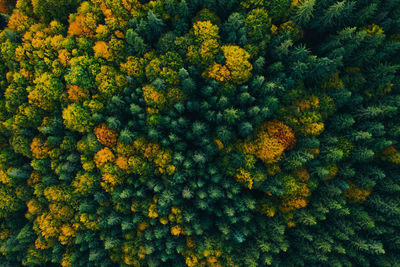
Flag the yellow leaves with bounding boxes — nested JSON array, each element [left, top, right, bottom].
[[95, 65, 127, 98], [101, 173, 124, 191], [137, 221, 149, 232], [115, 156, 129, 171], [204, 62, 231, 82], [343, 181, 372, 204], [43, 185, 72, 203], [235, 168, 253, 189], [59, 223, 77, 245], [187, 21, 220, 67], [291, 0, 299, 7], [79, 213, 99, 230], [72, 172, 98, 195], [221, 45, 253, 85], [169, 225, 183, 236], [363, 24, 384, 38], [94, 147, 115, 169], [34, 236, 54, 250], [36, 212, 58, 239], [281, 94, 326, 136], [62, 103, 94, 133], [192, 20, 220, 43], [120, 56, 144, 78], [61, 250, 73, 267], [214, 139, 224, 150], [258, 199, 277, 217], [93, 41, 114, 61], [0, 169, 10, 186], [7, 10, 34, 33], [159, 217, 168, 225], [142, 84, 167, 110], [278, 175, 311, 213], [27, 199, 43, 216]]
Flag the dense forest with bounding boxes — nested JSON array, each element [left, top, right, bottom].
[[0, 0, 399, 266]]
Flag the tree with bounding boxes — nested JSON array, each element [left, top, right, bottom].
[[62, 103, 93, 133]]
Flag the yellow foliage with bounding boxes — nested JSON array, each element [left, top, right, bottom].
[[343, 181, 372, 203], [102, 172, 124, 188], [120, 56, 143, 78], [222, 45, 253, 85], [279, 176, 311, 213], [363, 24, 384, 37], [68, 13, 99, 38], [27, 198, 42, 217], [192, 20, 220, 43], [93, 41, 114, 61], [36, 212, 59, 239], [115, 156, 130, 171], [35, 237, 54, 250], [204, 62, 231, 82], [234, 167, 254, 189], [61, 250, 73, 267], [142, 84, 167, 110], [43, 185, 72, 203], [59, 224, 77, 245], [94, 147, 115, 169], [79, 213, 99, 230], [7, 10, 33, 33], [72, 172, 98, 195], [0, 169, 10, 185], [214, 139, 224, 150], [171, 225, 184, 236]]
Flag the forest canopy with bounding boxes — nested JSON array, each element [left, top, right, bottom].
[[0, 0, 399, 266]]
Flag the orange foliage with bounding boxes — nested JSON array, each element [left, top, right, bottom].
[[204, 62, 231, 82], [237, 119, 295, 165], [93, 41, 114, 61], [343, 181, 372, 203], [293, 167, 310, 182], [67, 85, 90, 102], [132, 137, 175, 175], [214, 139, 224, 150], [115, 156, 129, 171], [7, 10, 33, 33], [142, 85, 167, 110], [279, 176, 311, 213], [68, 13, 99, 38], [94, 123, 119, 147], [30, 136, 52, 159], [0, 0, 13, 14], [379, 146, 400, 164], [94, 147, 115, 169]]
